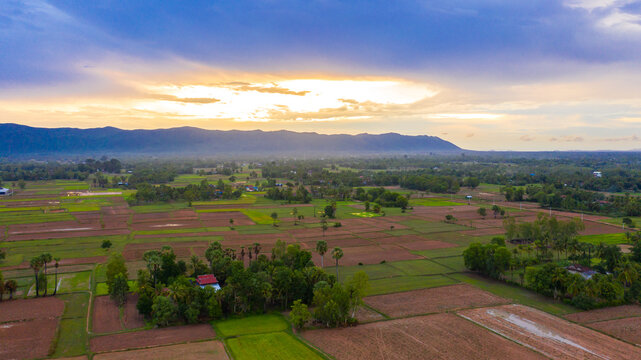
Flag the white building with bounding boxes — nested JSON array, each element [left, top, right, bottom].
[[0, 187, 12, 196]]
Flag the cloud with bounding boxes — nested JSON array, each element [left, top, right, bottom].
[[466, 133, 475, 138], [151, 94, 220, 104], [520, 135, 536, 141], [603, 134, 640, 141], [549, 136, 584, 142], [235, 85, 310, 96]]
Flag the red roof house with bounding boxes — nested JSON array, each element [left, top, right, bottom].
[[196, 274, 221, 290]]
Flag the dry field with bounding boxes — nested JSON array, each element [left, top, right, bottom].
[[90, 324, 216, 353], [0, 318, 60, 360], [93, 340, 229, 360], [458, 304, 641, 359], [364, 284, 508, 318], [0, 297, 65, 359], [93, 296, 122, 333], [564, 305, 641, 324], [587, 317, 641, 345], [302, 313, 545, 360], [0, 296, 64, 322]]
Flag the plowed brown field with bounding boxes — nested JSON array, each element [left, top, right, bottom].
[[302, 313, 545, 360]]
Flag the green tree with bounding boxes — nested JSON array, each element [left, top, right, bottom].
[[291, 207, 299, 225], [290, 299, 312, 329], [492, 205, 502, 219], [229, 218, 234, 229], [345, 271, 369, 317], [151, 296, 176, 327], [271, 212, 279, 226], [321, 217, 328, 238], [106, 253, 128, 294], [101, 239, 113, 250], [316, 240, 328, 267], [332, 247, 343, 278], [18, 179, 26, 189], [110, 273, 129, 306], [477, 207, 487, 218]]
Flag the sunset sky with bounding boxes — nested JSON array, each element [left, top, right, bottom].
[[2, 0, 641, 150]]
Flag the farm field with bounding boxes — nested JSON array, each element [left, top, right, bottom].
[[459, 304, 641, 359], [0, 176, 636, 359]]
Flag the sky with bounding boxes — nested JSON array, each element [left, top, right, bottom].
[[1, 0, 641, 151]]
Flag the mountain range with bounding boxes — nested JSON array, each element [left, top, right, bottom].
[[0, 123, 461, 157]]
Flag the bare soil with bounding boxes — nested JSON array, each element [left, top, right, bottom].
[[123, 294, 145, 329], [0, 296, 64, 322], [458, 304, 641, 359], [0, 318, 59, 360], [93, 340, 229, 360], [302, 313, 545, 360], [564, 305, 641, 324], [589, 317, 641, 345], [93, 296, 123, 333], [365, 284, 508, 318], [90, 324, 216, 353]]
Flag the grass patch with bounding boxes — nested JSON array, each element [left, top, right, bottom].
[[337, 263, 405, 282], [53, 292, 90, 357], [367, 275, 458, 296], [431, 256, 466, 272], [578, 232, 629, 245], [351, 212, 381, 218], [95, 281, 137, 296], [388, 259, 453, 276], [413, 246, 465, 259], [410, 198, 463, 207], [225, 332, 324, 360], [131, 202, 190, 213], [214, 313, 289, 337], [450, 273, 578, 315], [0, 212, 75, 225], [53, 317, 87, 357]]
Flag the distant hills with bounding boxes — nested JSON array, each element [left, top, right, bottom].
[[0, 123, 461, 157]]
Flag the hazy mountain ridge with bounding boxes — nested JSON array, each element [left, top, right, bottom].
[[0, 123, 461, 156]]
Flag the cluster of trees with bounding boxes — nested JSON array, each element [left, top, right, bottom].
[[463, 238, 512, 279], [503, 213, 585, 261], [127, 167, 177, 185], [133, 241, 365, 328], [353, 187, 408, 209], [465, 215, 641, 310], [400, 174, 460, 194], [265, 184, 312, 203], [0, 158, 122, 182], [26, 253, 61, 297], [127, 180, 241, 205]]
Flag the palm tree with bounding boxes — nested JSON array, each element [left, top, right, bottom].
[[321, 217, 328, 238], [617, 260, 638, 287], [53, 257, 60, 295], [5, 280, 17, 300], [316, 240, 328, 267], [40, 253, 52, 296], [190, 255, 201, 277], [30, 256, 42, 297], [253, 243, 261, 261], [332, 247, 343, 278], [291, 207, 298, 225], [240, 246, 246, 263], [271, 212, 278, 226], [229, 218, 234, 229]]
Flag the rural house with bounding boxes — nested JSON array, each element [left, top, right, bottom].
[[196, 274, 221, 291], [0, 187, 12, 196]]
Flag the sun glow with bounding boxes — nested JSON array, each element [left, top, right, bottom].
[[135, 78, 437, 122]]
